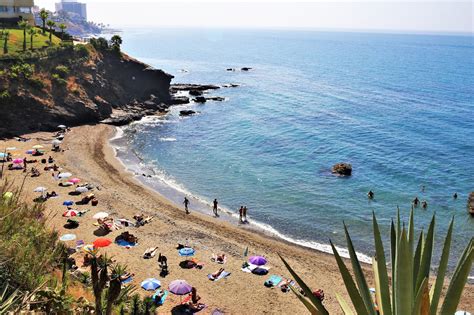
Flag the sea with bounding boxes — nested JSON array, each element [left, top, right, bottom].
[[111, 28, 474, 275]]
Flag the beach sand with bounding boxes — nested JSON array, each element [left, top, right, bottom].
[[1, 124, 472, 314]]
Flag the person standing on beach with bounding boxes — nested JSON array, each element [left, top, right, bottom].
[[243, 206, 248, 223], [239, 206, 244, 223], [213, 199, 219, 217], [183, 197, 190, 214]]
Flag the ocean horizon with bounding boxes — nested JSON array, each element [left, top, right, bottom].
[[112, 28, 474, 275]]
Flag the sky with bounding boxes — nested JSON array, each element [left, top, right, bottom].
[[36, 0, 473, 33]]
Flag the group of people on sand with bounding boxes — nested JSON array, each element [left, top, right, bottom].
[[183, 196, 250, 224]]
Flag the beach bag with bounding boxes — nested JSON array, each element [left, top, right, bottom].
[[91, 199, 98, 206]]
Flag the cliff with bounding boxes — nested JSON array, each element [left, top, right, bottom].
[[0, 45, 174, 137]]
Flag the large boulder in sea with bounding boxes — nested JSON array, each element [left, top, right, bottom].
[[180, 110, 196, 116], [332, 163, 352, 176], [193, 96, 207, 103]]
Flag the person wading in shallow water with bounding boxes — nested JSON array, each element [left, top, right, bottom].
[[239, 206, 244, 223], [183, 197, 190, 214], [213, 198, 219, 217], [367, 190, 374, 199], [243, 206, 248, 223]]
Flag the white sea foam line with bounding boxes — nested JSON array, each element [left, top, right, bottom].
[[109, 126, 125, 141], [159, 137, 177, 142]]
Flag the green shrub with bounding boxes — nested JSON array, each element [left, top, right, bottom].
[[53, 65, 69, 78], [52, 73, 67, 86], [74, 44, 90, 59], [28, 77, 46, 90], [0, 90, 10, 100], [9, 63, 34, 79]]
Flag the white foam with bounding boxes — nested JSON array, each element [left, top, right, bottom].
[[159, 137, 177, 142], [109, 127, 125, 141]]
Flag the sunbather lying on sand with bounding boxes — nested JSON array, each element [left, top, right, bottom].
[[211, 253, 226, 264], [280, 279, 292, 293], [133, 214, 154, 226], [119, 273, 134, 282], [211, 268, 225, 279], [143, 247, 158, 259], [187, 303, 206, 312]]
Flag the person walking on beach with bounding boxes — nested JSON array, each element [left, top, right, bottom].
[[239, 206, 244, 223], [243, 206, 248, 223], [213, 198, 219, 217], [183, 197, 190, 214]]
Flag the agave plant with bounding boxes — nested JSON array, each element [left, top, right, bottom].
[[281, 210, 473, 315], [0, 283, 20, 313]]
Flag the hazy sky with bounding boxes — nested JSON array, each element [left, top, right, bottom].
[[36, 0, 473, 33]]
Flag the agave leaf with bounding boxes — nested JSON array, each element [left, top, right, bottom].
[[330, 241, 369, 315], [412, 277, 428, 315], [372, 212, 391, 315], [415, 215, 435, 294], [343, 224, 377, 315], [336, 293, 356, 315], [289, 285, 321, 315], [279, 254, 329, 315], [413, 230, 424, 292], [408, 208, 415, 254], [439, 239, 474, 315], [395, 228, 413, 315], [390, 220, 397, 315], [372, 257, 383, 315], [429, 218, 453, 315]]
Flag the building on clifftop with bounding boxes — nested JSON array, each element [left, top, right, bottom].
[[55, 0, 86, 20], [0, 0, 35, 25]]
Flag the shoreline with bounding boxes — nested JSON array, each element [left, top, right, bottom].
[[1, 125, 472, 313]]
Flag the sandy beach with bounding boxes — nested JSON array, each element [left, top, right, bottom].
[[1, 124, 472, 314]]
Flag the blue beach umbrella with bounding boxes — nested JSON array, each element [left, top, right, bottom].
[[178, 247, 195, 257], [0, 152, 6, 158], [141, 278, 161, 291], [63, 200, 74, 206]]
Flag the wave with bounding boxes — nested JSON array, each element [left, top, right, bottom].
[[109, 125, 372, 264]]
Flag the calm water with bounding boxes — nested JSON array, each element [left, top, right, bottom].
[[115, 28, 474, 272]]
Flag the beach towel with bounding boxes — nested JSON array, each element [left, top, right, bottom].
[[153, 290, 168, 306], [116, 239, 138, 247], [121, 276, 134, 284], [207, 271, 231, 281], [192, 303, 208, 313], [264, 275, 283, 288]]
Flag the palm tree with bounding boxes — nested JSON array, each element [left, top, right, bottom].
[[28, 28, 38, 50], [3, 31, 9, 54], [280, 209, 474, 315], [17, 20, 29, 51], [58, 23, 67, 40], [39, 9, 49, 35], [46, 20, 56, 44]]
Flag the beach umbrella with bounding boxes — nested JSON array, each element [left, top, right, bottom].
[[32, 145, 44, 149], [58, 125, 67, 129], [63, 210, 78, 217], [249, 256, 267, 266], [58, 172, 72, 179], [93, 238, 112, 248], [68, 178, 81, 184], [178, 247, 195, 257], [83, 244, 95, 254], [52, 139, 62, 146], [75, 186, 89, 193], [168, 280, 192, 295], [93, 212, 109, 219], [63, 200, 74, 206], [0, 153, 6, 158], [141, 278, 161, 291], [13, 158, 23, 164], [33, 187, 47, 193], [59, 234, 77, 242]]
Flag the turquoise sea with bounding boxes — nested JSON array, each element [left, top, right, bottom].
[[112, 28, 474, 274]]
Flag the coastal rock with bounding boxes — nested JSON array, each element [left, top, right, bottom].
[[222, 83, 240, 88], [331, 163, 352, 176], [101, 113, 144, 126], [168, 96, 190, 105], [206, 96, 225, 102], [170, 84, 220, 93], [193, 96, 207, 103], [226, 68, 235, 71], [179, 110, 196, 116], [241, 67, 252, 71], [189, 90, 203, 96]]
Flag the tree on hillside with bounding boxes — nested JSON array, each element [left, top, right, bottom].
[[39, 9, 49, 35], [2, 31, 9, 54], [46, 20, 56, 44], [28, 28, 38, 50], [18, 20, 30, 51], [58, 23, 67, 40], [110, 35, 122, 52]]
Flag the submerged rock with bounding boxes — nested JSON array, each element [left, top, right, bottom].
[[332, 163, 352, 176], [241, 67, 252, 71], [189, 90, 203, 96], [170, 84, 220, 92], [179, 110, 196, 116], [206, 96, 225, 102], [193, 96, 207, 103], [168, 96, 190, 105]]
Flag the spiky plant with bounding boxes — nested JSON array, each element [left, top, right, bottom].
[[281, 210, 473, 315], [0, 283, 20, 313]]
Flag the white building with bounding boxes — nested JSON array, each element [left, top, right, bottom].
[[55, 0, 86, 20], [0, 0, 35, 24]]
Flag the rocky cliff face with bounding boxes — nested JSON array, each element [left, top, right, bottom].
[[0, 45, 174, 137]]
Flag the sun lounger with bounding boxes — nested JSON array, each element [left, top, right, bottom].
[[264, 275, 283, 288], [207, 271, 231, 281]]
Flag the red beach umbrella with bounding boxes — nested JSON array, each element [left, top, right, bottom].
[[93, 238, 112, 248], [63, 210, 78, 217]]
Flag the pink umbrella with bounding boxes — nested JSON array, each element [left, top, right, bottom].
[[249, 256, 267, 266], [168, 280, 192, 296], [68, 178, 81, 184], [13, 158, 23, 164], [63, 210, 78, 217]]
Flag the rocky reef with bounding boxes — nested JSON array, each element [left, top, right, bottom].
[[332, 163, 352, 176]]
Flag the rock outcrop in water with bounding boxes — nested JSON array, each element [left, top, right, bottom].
[[180, 110, 196, 116], [332, 163, 352, 176]]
